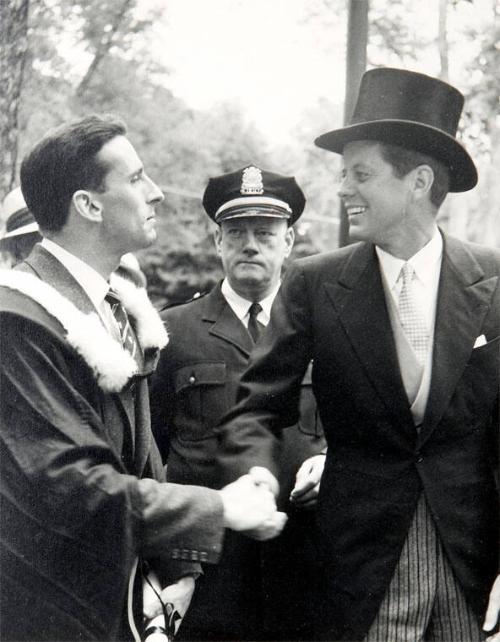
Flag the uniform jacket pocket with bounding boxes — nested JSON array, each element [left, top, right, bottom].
[[172, 362, 227, 440]]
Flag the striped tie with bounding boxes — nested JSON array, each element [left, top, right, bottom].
[[397, 263, 429, 366], [105, 289, 138, 358]]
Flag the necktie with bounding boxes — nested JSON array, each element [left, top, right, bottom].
[[397, 263, 429, 366], [105, 289, 138, 358], [247, 302, 264, 343]]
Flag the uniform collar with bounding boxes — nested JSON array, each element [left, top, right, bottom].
[[220, 278, 280, 323]]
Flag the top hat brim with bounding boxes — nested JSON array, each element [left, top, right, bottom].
[[314, 120, 477, 192]]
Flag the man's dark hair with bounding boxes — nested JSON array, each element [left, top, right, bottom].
[[378, 143, 450, 208], [20, 115, 127, 233]]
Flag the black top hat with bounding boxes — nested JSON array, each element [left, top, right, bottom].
[[202, 165, 305, 225], [314, 68, 477, 192]]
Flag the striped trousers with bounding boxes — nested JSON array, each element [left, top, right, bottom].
[[364, 494, 485, 642]]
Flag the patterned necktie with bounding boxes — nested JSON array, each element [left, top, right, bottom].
[[247, 302, 264, 343], [105, 289, 138, 358], [397, 263, 429, 366]]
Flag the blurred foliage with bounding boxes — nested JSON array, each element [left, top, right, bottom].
[[3, 0, 499, 304], [370, 0, 424, 65], [9, 0, 321, 304], [302, 0, 500, 248]]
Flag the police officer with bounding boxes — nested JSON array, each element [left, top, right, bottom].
[[150, 165, 326, 641]]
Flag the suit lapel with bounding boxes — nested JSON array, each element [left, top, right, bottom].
[[26, 244, 147, 369], [23, 244, 98, 316], [203, 284, 254, 356], [23, 244, 137, 461], [324, 243, 414, 428], [420, 235, 498, 444]]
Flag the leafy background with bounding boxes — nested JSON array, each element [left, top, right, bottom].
[[1, 0, 498, 307]]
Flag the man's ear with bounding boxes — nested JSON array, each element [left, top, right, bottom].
[[284, 225, 295, 257], [411, 165, 434, 202], [73, 190, 103, 222], [213, 225, 222, 255]]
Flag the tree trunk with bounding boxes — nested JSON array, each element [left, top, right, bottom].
[[482, 117, 500, 247], [0, 0, 30, 199], [438, 0, 449, 81], [339, 0, 369, 247]]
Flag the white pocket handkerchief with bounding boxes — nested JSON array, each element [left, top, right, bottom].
[[473, 334, 487, 349]]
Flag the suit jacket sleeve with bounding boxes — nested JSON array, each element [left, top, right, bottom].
[[0, 313, 225, 566], [217, 262, 314, 484]]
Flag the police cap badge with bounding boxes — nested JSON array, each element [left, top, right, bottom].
[[202, 165, 305, 225]]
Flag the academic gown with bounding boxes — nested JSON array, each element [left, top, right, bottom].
[[0, 245, 225, 642]]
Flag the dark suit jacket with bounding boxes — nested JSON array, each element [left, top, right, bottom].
[[150, 282, 326, 639], [0, 245, 225, 642], [217, 235, 500, 641]]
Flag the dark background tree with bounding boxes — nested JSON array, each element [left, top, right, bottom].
[[339, 0, 368, 247], [0, 0, 30, 195]]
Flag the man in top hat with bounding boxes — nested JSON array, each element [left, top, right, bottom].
[[149, 165, 326, 641], [215, 69, 500, 641], [0, 116, 286, 642], [0, 186, 41, 266]]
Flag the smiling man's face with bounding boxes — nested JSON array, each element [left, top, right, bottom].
[[338, 140, 414, 252], [215, 216, 294, 300]]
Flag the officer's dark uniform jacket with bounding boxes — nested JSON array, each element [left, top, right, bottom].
[[150, 281, 326, 640]]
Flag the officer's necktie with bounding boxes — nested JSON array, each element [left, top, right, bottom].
[[105, 288, 138, 358], [247, 302, 264, 343], [397, 263, 429, 366]]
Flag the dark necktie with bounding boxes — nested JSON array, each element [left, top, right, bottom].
[[105, 289, 138, 358], [247, 302, 264, 343]]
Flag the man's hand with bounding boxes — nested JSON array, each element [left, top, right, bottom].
[[240, 510, 289, 541], [289, 454, 325, 509], [143, 575, 196, 626], [484, 574, 500, 641], [248, 465, 280, 496], [218, 469, 286, 540]]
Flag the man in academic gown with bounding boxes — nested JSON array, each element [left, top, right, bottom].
[[0, 115, 285, 642]]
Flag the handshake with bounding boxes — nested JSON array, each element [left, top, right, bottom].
[[218, 466, 287, 541]]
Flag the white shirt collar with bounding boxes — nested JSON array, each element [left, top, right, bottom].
[[220, 278, 280, 325], [40, 238, 110, 311], [375, 227, 443, 290]]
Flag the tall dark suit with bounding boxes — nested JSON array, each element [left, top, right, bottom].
[[0, 245, 225, 642], [217, 234, 500, 641], [150, 282, 326, 640]]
